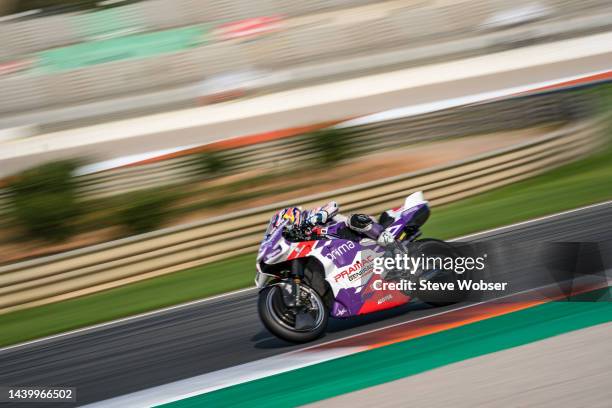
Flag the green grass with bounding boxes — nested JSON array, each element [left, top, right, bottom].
[[1, 139, 611, 348], [0, 253, 256, 347], [424, 140, 612, 238]]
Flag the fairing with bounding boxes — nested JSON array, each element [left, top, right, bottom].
[[257, 193, 429, 317]]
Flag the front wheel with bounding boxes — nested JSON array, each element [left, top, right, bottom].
[[258, 282, 329, 343]]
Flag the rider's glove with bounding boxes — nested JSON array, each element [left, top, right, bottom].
[[377, 230, 395, 246], [306, 210, 328, 226]]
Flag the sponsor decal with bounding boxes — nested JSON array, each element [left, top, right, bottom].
[[335, 306, 347, 316], [334, 255, 374, 282], [377, 294, 393, 305], [325, 241, 356, 261], [313, 226, 328, 235], [266, 245, 283, 258]]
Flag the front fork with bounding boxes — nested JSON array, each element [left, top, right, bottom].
[[290, 259, 304, 307]]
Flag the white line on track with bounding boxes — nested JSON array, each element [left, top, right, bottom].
[[1, 199, 610, 354]]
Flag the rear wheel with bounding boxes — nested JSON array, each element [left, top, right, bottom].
[[412, 239, 471, 307], [258, 281, 329, 343]]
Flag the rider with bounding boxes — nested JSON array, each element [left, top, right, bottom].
[[280, 201, 395, 246]]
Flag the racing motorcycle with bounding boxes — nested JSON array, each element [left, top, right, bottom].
[[255, 191, 468, 343]]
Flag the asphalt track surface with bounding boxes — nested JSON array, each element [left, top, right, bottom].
[[0, 202, 611, 406]]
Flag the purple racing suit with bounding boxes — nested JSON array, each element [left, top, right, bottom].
[[304, 201, 393, 244]]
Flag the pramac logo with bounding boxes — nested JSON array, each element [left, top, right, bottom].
[[334, 255, 374, 282]]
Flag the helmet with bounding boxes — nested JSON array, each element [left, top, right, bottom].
[[278, 207, 303, 226], [266, 207, 304, 236]]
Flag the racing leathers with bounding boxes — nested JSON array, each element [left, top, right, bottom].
[[304, 201, 395, 246]]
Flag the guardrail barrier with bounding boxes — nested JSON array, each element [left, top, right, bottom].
[[0, 115, 605, 314]]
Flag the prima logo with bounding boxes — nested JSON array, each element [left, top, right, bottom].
[[325, 241, 356, 261]]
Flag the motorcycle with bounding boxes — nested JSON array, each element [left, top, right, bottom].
[[255, 191, 468, 343]]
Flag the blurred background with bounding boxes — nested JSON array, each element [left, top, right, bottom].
[[0, 1, 611, 406], [0, 0, 611, 130], [0, 0, 611, 338]]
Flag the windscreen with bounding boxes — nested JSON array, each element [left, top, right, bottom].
[[264, 211, 285, 238]]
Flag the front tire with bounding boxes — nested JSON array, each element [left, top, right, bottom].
[[258, 282, 329, 343]]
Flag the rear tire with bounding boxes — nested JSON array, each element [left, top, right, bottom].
[[258, 283, 329, 343], [412, 239, 471, 307]]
